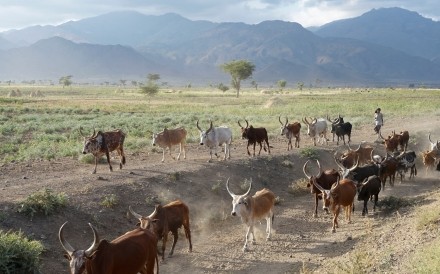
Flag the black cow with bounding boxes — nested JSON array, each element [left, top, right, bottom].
[[336, 157, 380, 184], [327, 114, 352, 145], [395, 150, 417, 182], [238, 120, 271, 156], [357, 175, 381, 216]]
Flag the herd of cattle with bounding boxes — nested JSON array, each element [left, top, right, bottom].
[[61, 116, 440, 273]]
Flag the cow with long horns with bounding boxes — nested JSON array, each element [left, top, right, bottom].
[[238, 119, 271, 156], [327, 114, 352, 145], [226, 178, 275, 252], [302, 117, 328, 146], [197, 120, 232, 162], [59, 222, 159, 274], [152, 127, 187, 163], [129, 200, 192, 261], [428, 133, 440, 150], [80, 128, 126, 174], [303, 159, 339, 217], [279, 116, 301, 150]]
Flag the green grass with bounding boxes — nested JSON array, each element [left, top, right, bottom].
[[1, 85, 440, 163], [407, 238, 440, 273], [18, 188, 68, 218], [0, 230, 44, 274]]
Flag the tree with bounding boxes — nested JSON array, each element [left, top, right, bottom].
[[251, 80, 258, 91], [220, 60, 255, 98], [140, 73, 160, 98], [147, 74, 160, 82], [217, 83, 229, 92], [119, 79, 127, 87], [277, 80, 287, 91], [297, 82, 304, 91], [59, 75, 73, 88]]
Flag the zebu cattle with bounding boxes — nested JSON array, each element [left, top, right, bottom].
[[129, 200, 192, 261], [302, 117, 328, 146], [357, 175, 381, 216], [80, 128, 126, 174], [422, 149, 440, 174], [226, 178, 275, 251], [303, 159, 339, 217], [279, 116, 301, 150], [378, 154, 398, 188], [59, 222, 159, 274], [336, 157, 380, 184], [395, 150, 417, 182], [238, 119, 271, 156], [152, 127, 187, 163], [312, 178, 356, 233], [327, 114, 352, 145], [336, 143, 374, 168], [379, 131, 399, 152], [396, 131, 409, 151], [197, 120, 232, 162], [428, 133, 440, 150]]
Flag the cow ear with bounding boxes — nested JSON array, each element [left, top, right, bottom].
[[96, 134, 103, 144]]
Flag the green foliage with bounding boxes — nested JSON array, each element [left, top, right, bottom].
[[140, 82, 159, 97], [299, 147, 319, 160], [288, 178, 310, 196], [332, 250, 373, 274], [100, 194, 118, 208], [277, 80, 287, 91], [217, 83, 229, 92], [407, 238, 440, 273], [220, 60, 255, 97], [59, 75, 72, 88], [377, 196, 417, 213], [0, 230, 44, 274], [19, 189, 68, 217], [18, 188, 68, 218]]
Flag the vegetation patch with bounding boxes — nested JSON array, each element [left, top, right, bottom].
[[299, 147, 319, 160], [407, 237, 440, 273], [288, 178, 310, 196], [0, 230, 44, 274], [100, 194, 118, 208], [18, 188, 68, 218], [376, 196, 418, 213]]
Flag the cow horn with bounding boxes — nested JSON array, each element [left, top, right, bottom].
[[91, 128, 97, 138], [311, 177, 325, 193], [429, 132, 433, 143], [348, 156, 359, 172], [79, 127, 86, 138], [334, 155, 345, 170], [245, 119, 249, 128], [196, 120, 202, 132], [129, 206, 143, 220], [316, 159, 323, 178], [58, 221, 75, 256], [326, 114, 333, 123], [243, 178, 252, 196], [84, 223, 100, 257], [237, 120, 243, 128], [303, 117, 310, 125], [302, 160, 312, 179], [226, 177, 235, 197], [206, 120, 213, 134], [148, 205, 159, 219], [278, 116, 284, 126], [285, 117, 288, 126]]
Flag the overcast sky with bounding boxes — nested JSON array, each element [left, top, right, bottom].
[[1, 0, 439, 32]]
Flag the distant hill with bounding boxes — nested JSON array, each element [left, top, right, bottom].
[[0, 9, 440, 86], [315, 7, 440, 61]]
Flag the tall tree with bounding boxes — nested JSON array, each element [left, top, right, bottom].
[[220, 60, 255, 98], [59, 75, 73, 88]]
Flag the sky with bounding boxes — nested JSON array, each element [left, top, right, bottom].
[[1, 0, 439, 32]]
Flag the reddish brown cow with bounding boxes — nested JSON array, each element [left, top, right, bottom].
[[303, 159, 339, 217], [396, 130, 409, 151], [312, 178, 357, 233], [129, 200, 192, 261], [152, 127, 187, 163], [279, 116, 301, 150], [238, 119, 271, 156], [379, 131, 399, 152], [422, 150, 439, 174], [80, 128, 126, 174], [59, 222, 158, 274], [337, 143, 374, 168]]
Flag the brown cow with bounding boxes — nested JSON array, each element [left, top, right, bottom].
[[303, 159, 339, 217], [312, 178, 357, 233], [378, 154, 398, 188], [129, 200, 192, 261], [59, 222, 159, 274], [379, 131, 399, 152], [337, 142, 374, 168], [396, 130, 409, 151], [152, 127, 187, 163], [279, 116, 301, 150], [80, 128, 126, 174], [422, 149, 440, 174], [238, 119, 271, 156]]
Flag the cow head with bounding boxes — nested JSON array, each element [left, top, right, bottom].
[[379, 131, 399, 152], [279, 116, 289, 136], [59, 221, 100, 274], [152, 128, 167, 146], [226, 178, 252, 217], [80, 127, 104, 154], [335, 155, 359, 180], [196, 120, 213, 145], [302, 159, 322, 191], [302, 117, 317, 137], [238, 120, 250, 139], [128, 205, 161, 236]]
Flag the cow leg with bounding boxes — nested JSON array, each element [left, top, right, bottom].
[[169, 231, 178, 257], [183, 223, 192, 252], [105, 151, 113, 172], [266, 139, 270, 154], [332, 206, 340, 233], [266, 213, 273, 240], [92, 156, 98, 174], [247, 143, 251, 156], [161, 148, 166, 163], [257, 142, 262, 155], [243, 225, 252, 251], [373, 194, 378, 212], [118, 147, 125, 169], [362, 200, 368, 216], [161, 234, 168, 260], [313, 194, 319, 218]]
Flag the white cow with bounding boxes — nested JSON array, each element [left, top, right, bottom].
[[302, 117, 328, 146], [226, 178, 275, 252], [196, 120, 232, 162], [152, 127, 187, 163]]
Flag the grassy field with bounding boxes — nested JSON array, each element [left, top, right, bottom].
[[1, 85, 440, 163]]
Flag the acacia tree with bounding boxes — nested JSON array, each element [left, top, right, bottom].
[[59, 75, 73, 88], [277, 80, 287, 91], [220, 60, 255, 98]]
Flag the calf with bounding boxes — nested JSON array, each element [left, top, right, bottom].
[[152, 127, 187, 163], [357, 175, 381, 216], [312, 178, 357, 233], [226, 178, 275, 251], [59, 222, 159, 274], [238, 119, 271, 156], [303, 159, 339, 217], [327, 114, 352, 145], [279, 116, 301, 150], [129, 200, 192, 261], [302, 117, 328, 146], [80, 128, 126, 174]]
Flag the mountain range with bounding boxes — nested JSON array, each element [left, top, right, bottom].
[[1, 7, 439, 87]]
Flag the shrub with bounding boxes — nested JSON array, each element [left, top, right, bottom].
[[0, 230, 44, 274], [100, 194, 118, 208], [377, 196, 417, 213], [18, 188, 68, 218], [288, 178, 310, 196], [299, 147, 319, 160]]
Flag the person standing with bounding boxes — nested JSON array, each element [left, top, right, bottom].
[[374, 108, 384, 136]]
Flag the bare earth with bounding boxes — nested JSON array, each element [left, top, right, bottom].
[[1, 116, 440, 274]]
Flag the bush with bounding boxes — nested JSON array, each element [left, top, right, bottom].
[[0, 230, 44, 274], [299, 147, 319, 160], [377, 196, 417, 213], [100, 194, 118, 208], [18, 188, 68, 218]]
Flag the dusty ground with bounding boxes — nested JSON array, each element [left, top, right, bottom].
[[1, 117, 439, 274]]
